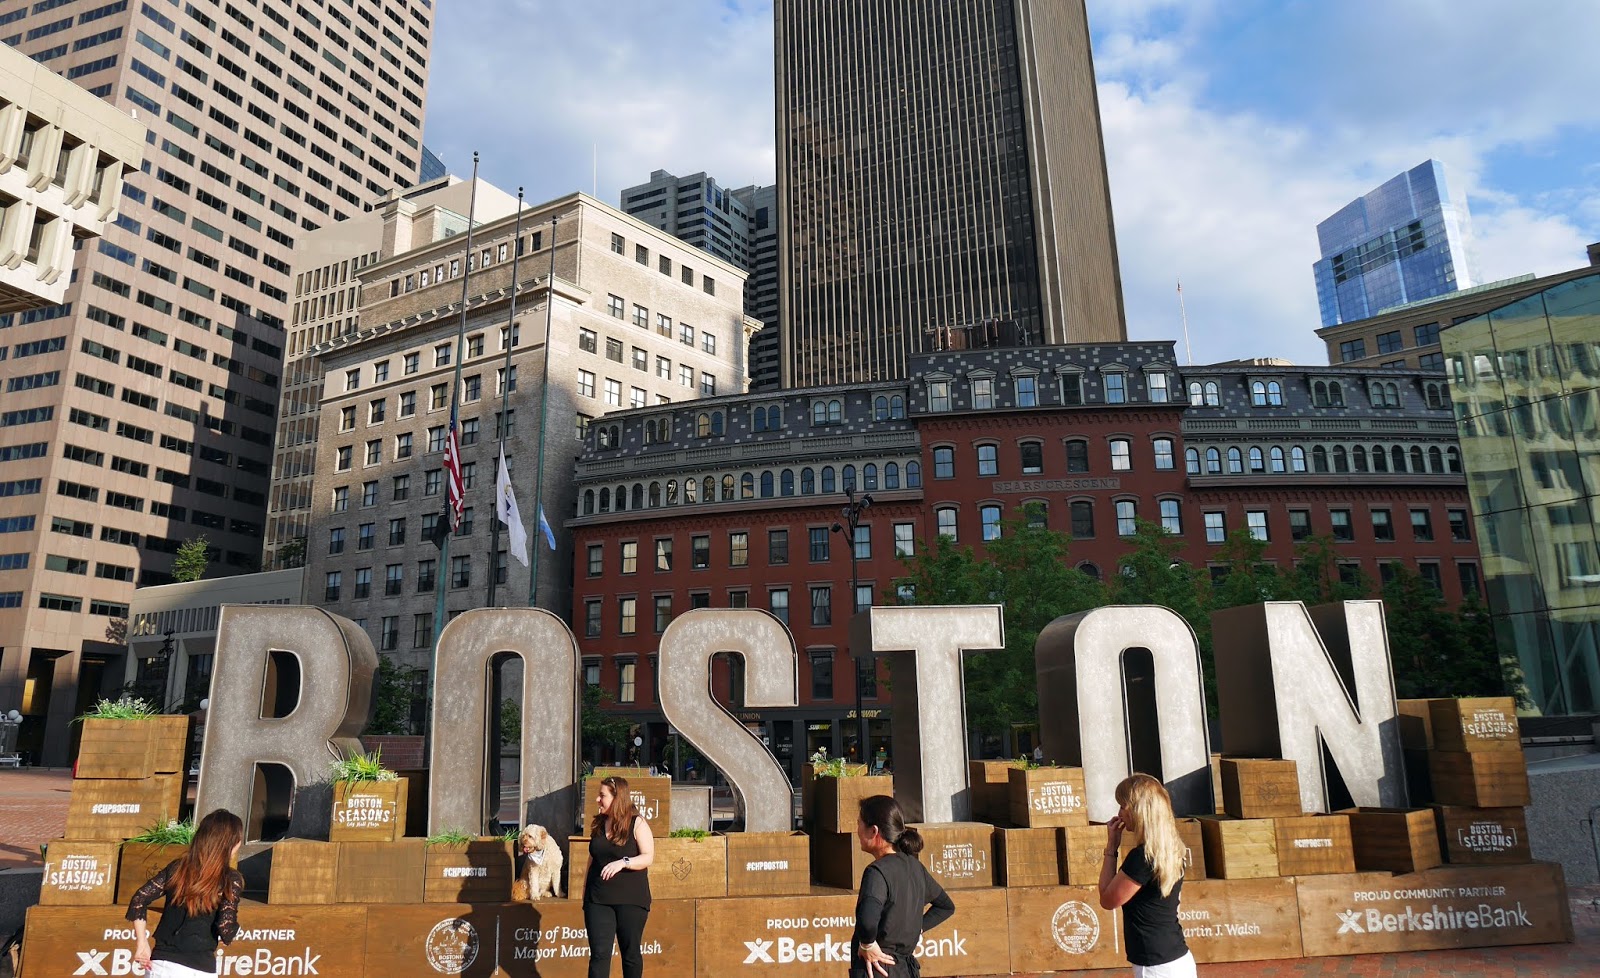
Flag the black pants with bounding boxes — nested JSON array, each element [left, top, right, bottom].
[[584, 902, 649, 978]]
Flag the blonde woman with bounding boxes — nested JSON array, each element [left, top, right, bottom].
[[1096, 774, 1194, 977]]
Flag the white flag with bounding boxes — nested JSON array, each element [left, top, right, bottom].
[[495, 448, 529, 567]]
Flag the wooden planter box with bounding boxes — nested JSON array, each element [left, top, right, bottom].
[[911, 822, 994, 889], [968, 760, 1014, 825], [1273, 815, 1356, 876], [652, 834, 728, 899], [65, 774, 184, 840], [328, 778, 408, 842], [1341, 807, 1443, 873], [1429, 750, 1530, 807], [335, 839, 425, 903], [424, 839, 515, 903], [1063, 823, 1109, 885], [1429, 697, 1520, 753], [582, 773, 671, 837], [809, 830, 872, 890], [38, 840, 119, 905], [1007, 766, 1088, 828], [809, 774, 893, 835], [1198, 816, 1279, 879], [802, 762, 867, 826], [75, 716, 190, 780], [115, 843, 188, 903], [1176, 817, 1207, 881], [1396, 698, 1440, 749], [267, 839, 339, 905], [567, 835, 591, 902], [726, 831, 809, 895], [1434, 806, 1532, 865], [1404, 748, 1434, 806], [993, 827, 1062, 887], [1209, 754, 1226, 813], [1220, 758, 1302, 819]]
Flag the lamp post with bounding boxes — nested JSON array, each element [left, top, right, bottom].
[[831, 487, 873, 763]]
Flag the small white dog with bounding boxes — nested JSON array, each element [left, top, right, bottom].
[[514, 824, 563, 901]]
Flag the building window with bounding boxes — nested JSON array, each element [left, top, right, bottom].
[[617, 660, 636, 703], [587, 543, 603, 577], [692, 534, 710, 569], [810, 650, 833, 699], [1148, 373, 1169, 403], [810, 586, 832, 626], [654, 595, 673, 633], [730, 531, 749, 567], [980, 505, 1002, 541], [1206, 448, 1222, 474], [1066, 440, 1089, 473], [1449, 509, 1471, 542], [1110, 439, 1131, 471], [618, 597, 637, 635], [1376, 330, 1403, 354], [1153, 438, 1174, 471], [852, 524, 871, 560], [929, 379, 951, 412], [1339, 339, 1367, 362], [894, 523, 915, 558], [1246, 510, 1268, 541], [653, 538, 672, 572], [578, 370, 595, 398], [417, 559, 436, 593], [1116, 500, 1137, 537], [770, 588, 789, 624], [1020, 442, 1043, 475], [1372, 509, 1394, 542], [1070, 501, 1094, 538], [1160, 499, 1182, 534], [1331, 509, 1354, 542], [1249, 447, 1265, 473], [1458, 562, 1481, 597], [769, 528, 789, 564], [619, 540, 637, 575], [333, 486, 349, 512], [933, 446, 955, 479], [1418, 561, 1443, 593], [584, 598, 603, 638], [809, 526, 830, 562], [1411, 509, 1434, 542], [1104, 372, 1126, 404], [1059, 373, 1082, 406], [328, 528, 345, 554], [976, 444, 998, 477], [1185, 448, 1200, 474], [972, 377, 993, 409], [1204, 512, 1225, 544], [1289, 510, 1311, 541], [324, 571, 341, 601], [936, 507, 958, 541], [451, 556, 471, 588], [1016, 375, 1038, 407]]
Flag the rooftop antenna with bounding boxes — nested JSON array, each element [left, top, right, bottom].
[[1177, 278, 1193, 365], [592, 144, 598, 198]]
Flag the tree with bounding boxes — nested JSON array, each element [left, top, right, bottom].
[[581, 683, 632, 757], [277, 537, 306, 570], [1380, 566, 1515, 700], [369, 655, 418, 734], [499, 698, 521, 746], [173, 536, 210, 583], [1109, 520, 1216, 703]]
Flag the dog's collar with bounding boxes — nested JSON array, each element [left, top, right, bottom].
[[528, 848, 545, 865]]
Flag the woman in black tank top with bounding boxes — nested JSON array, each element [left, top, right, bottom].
[[851, 795, 955, 978], [583, 776, 654, 978]]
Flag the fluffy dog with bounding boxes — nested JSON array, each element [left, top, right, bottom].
[[513, 824, 563, 901]]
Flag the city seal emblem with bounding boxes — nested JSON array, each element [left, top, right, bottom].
[[1050, 900, 1101, 954], [425, 917, 480, 974]]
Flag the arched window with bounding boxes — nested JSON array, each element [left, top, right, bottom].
[[766, 406, 781, 430], [631, 484, 644, 510], [648, 482, 661, 507], [812, 401, 828, 425], [1269, 446, 1286, 473], [710, 412, 725, 436], [696, 413, 711, 437], [1372, 445, 1388, 472], [884, 462, 900, 489], [703, 476, 715, 502], [890, 395, 905, 419], [1391, 446, 1406, 472], [760, 472, 774, 497], [1333, 446, 1348, 473], [828, 399, 843, 423], [598, 427, 613, 449], [1267, 381, 1283, 406], [1329, 382, 1344, 406], [1352, 446, 1368, 472], [615, 485, 628, 511], [1291, 446, 1307, 472], [1251, 381, 1268, 406], [1188, 382, 1204, 406], [906, 460, 922, 487], [821, 466, 836, 493], [583, 489, 595, 515], [863, 463, 878, 491], [599, 487, 611, 513], [1204, 381, 1220, 406], [874, 396, 889, 421], [1429, 446, 1444, 473], [1410, 446, 1425, 472], [741, 473, 755, 499], [1248, 447, 1265, 472], [1312, 446, 1328, 473], [801, 468, 816, 494], [684, 478, 697, 503], [1312, 381, 1327, 407], [1205, 447, 1222, 474], [1227, 447, 1243, 473], [1446, 446, 1461, 473], [842, 465, 856, 492], [781, 470, 795, 496], [1185, 447, 1201, 474], [1078, 562, 1101, 580], [666, 480, 679, 504], [722, 474, 735, 501], [753, 408, 767, 432]]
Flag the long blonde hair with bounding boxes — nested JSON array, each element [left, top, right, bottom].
[[1115, 773, 1184, 897]]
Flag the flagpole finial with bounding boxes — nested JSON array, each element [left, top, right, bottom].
[[472, 150, 479, 164], [517, 187, 524, 199]]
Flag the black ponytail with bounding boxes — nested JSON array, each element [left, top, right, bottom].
[[859, 794, 923, 855]]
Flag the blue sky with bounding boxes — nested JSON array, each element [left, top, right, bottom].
[[424, 0, 1599, 366]]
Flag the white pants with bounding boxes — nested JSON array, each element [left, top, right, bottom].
[[148, 960, 216, 978], [1133, 950, 1197, 978]]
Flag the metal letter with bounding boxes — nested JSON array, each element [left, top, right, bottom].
[[1035, 606, 1213, 822], [197, 606, 375, 840], [657, 609, 798, 833], [429, 608, 581, 836], [1213, 601, 1405, 812], [851, 605, 1003, 823]]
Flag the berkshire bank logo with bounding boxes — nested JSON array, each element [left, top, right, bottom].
[[73, 928, 323, 976], [1334, 902, 1533, 935]]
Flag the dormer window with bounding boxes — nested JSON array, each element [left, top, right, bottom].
[[1369, 380, 1402, 408], [926, 374, 953, 413], [810, 398, 843, 425], [1250, 380, 1284, 407], [1103, 369, 1127, 404], [969, 369, 996, 410]]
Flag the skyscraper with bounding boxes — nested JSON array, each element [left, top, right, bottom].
[[775, 0, 1126, 386], [0, 1, 433, 764], [1313, 160, 1478, 327]]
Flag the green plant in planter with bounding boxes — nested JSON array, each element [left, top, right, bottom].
[[501, 826, 521, 844], [667, 828, 710, 841], [808, 747, 857, 778], [425, 829, 474, 846], [76, 697, 160, 722], [124, 820, 196, 847], [330, 748, 399, 783]]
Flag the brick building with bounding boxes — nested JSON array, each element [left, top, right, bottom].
[[569, 341, 1482, 777]]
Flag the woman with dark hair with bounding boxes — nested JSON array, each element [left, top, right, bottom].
[[127, 809, 245, 977], [851, 795, 955, 978], [584, 775, 654, 978]]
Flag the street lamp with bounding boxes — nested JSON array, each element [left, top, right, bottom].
[[831, 486, 873, 764]]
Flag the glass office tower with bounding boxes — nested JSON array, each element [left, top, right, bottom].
[[1314, 160, 1478, 327], [1441, 270, 1600, 715]]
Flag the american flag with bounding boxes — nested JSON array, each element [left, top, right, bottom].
[[443, 402, 465, 532]]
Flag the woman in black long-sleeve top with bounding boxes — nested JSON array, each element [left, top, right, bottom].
[[125, 809, 245, 978], [851, 795, 955, 978]]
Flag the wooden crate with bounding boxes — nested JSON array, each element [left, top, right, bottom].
[[1210, 754, 1226, 813], [809, 830, 872, 890], [993, 827, 1062, 887], [725, 830, 809, 895], [582, 773, 671, 837], [801, 762, 866, 826], [652, 834, 728, 899], [1273, 814, 1355, 876], [328, 778, 408, 842], [1403, 748, 1434, 806], [74, 716, 190, 780], [1176, 817, 1208, 881], [968, 760, 1014, 825], [1395, 698, 1441, 749], [912, 822, 994, 889], [423, 838, 515, 903], [1429, 697, 1520, 753], [115, 843, 187, 903], [1007, 766, 1088, 828], [1220, 758, 1302, 819], [334, 839, 424, 903], [38, 840, 119, 905], [1198, 816, 1279, 879], [1341, 807, 1443, 873], [809, 773, 893, 834], [1062, 823, 1110, 885], [64, 774, 184, 840], [1429, 749, 1530, 807], [567, 835, 591, 901], [266, 839, 339, 904], [1434, 806, 1532, 865]]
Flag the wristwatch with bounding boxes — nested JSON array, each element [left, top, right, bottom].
[[622, 856, 631, 867]]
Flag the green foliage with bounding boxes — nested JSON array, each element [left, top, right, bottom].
[[124, 820, 195, 846], [499, 698, 521, 746], [425, 829, 474, 846], [1012, 756, 1044, 770], [808, 747, 856, 778], [369, 656, 417, 735], [582, 682, 632, 754], [1380, 566, 1516, 700], [668, 828, 709, 841], [330, 748, 398, 783], [501, 826, 521, 843], [172, 536, 210, 583], [77, 697, 159, 721], [276, 537, 306, 570]]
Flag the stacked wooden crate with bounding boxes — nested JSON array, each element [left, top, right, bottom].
[[992, 765, 1087, 886], [1197, 759, 1355, 880], [1419, 697, 1532, 865], [806, 772, 890, 889]]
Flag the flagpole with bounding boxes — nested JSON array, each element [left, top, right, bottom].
[[487, 188, 525, 608], [1177, 278, 1193, 366], [527, 213, 558, 609]]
